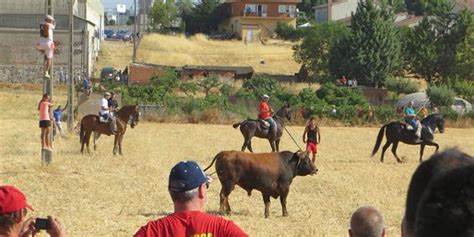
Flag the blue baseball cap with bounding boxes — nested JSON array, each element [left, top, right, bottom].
[[168, 161, 209, 192]]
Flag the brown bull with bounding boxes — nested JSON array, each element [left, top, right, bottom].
[[204, 150, 317, 218]]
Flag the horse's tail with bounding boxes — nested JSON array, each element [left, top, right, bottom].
[[79, 120, 85, 144], [371, 124, 387, 157], [232, 122, 241, 129], [204, 152, 222, 172]]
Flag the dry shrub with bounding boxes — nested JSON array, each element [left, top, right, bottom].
[[445, 118, 473, 128], [199, 108, 222, 124]]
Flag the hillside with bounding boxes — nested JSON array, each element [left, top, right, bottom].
[[135, 34, 301, 75]]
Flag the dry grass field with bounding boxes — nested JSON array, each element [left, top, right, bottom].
[[136, 34, 300, 75], [94, 41, 133, 77], [1, 85, 473, 237]]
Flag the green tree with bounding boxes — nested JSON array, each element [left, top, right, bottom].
[[242, 75, 280, 98], [150, 1, 178, 29], [406, 7, 473, 84], [182, 0, 221, 34], [178, 81, 199, 96], [427, 85, 455, 107], [405, 0, 426, 15], [455, 21, 474, 80], [405, 0, 452, 16], [150, 68, 179, 105], [297, 0, 325, 21], [198, 75, 221, 98], [341, 0, 402, 87], [109, 19, 115, 25], [293, 22, 349, 83], [380, 0, 406, 13], [406, 18, 439, 82]]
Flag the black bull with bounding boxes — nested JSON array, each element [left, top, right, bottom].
[[204, 150, 317, 218]]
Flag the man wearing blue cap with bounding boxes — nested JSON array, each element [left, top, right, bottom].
[[134, 161, 248, 237]]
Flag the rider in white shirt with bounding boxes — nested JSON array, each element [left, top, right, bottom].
[[100, 92, 116, 134]]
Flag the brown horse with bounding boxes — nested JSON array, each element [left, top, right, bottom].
[[232, 105, 292, 152], [80, 105, 140, 155]]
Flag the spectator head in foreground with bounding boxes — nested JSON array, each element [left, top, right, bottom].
[[134, 161, 248, 237], [402, 148, 473, 237], [168, 160, 211, 210], [0, 185, 66, 237], [349, 206, 385, 237], [415, 164, 474, 237]]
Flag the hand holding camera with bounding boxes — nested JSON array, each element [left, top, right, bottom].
[[22, 216, 66, 237]]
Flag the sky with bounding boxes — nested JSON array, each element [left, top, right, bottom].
[[103, 0, 134, 9]]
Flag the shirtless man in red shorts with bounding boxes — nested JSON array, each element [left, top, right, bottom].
[[303, 117, 321, 163]]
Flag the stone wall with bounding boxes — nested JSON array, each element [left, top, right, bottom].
[[0, 29, 88, 83], [0, 65, 85, 84]]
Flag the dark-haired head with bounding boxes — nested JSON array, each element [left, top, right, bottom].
[[403, 148, 473, 236], [415, 165, 474, 237]]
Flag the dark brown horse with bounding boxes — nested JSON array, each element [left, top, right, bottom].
[[80, 105, 140, 155], [371, 114, 445, 163], [233, 105, 292, 152]]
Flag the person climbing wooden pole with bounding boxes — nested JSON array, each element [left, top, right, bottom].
[[38, 0, 54, 164]]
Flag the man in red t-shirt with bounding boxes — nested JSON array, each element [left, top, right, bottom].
[[134, 161, 248, 237], [258, 94, 277, 138]]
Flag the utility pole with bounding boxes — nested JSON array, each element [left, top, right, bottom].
[[42, 0, 54, 164], [68, 0, 75, 132], [133, 0, 137, 62], [327, 0, 332, 22]]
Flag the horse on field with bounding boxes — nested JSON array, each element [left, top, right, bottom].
[[232, 105, 292, 152], [371, 114, 445, 163], [79, 105, 139, 155]]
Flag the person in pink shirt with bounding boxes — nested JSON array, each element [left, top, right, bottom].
[[38, 94, 53, 151]]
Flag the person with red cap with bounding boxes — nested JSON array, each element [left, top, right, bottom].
[[134, 161, 248, 237], [0, 185, 66, 237]]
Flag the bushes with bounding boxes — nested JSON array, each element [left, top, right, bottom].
[[447, 78, 474, 101], [427, 85, 456, 107], [385, 76, 419, 94], [101, 70, 471, 125], [241, 75, 280, 99], [298, 83, 369, 121], [275, 22, 307, 41]]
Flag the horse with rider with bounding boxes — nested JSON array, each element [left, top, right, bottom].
[[233, 94, 292, 152]]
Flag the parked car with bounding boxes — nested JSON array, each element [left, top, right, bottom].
[[116, 30, 131, 40], [104, 29, 115, 39], [100, 66, 116, 81]]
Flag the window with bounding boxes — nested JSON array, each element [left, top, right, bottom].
[[278, 5, 296, 16], [245, 4, 256, 15], [278, 5, 286, 13], [257, 4, 267, 17]]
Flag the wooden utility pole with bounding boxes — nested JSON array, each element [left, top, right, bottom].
[[67, 0, 75, 132], [327, 0, 332, 22], [42, 0, 54, 165], [133, 0, 137, 62]]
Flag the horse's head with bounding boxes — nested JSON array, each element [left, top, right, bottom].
[[276, 104, 292, 121], [130, 105, 140, 128], [423, 114, 445, 133], [435, 114, 445, 133]]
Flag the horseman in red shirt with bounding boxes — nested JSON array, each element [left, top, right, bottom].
[[258, 94, 277, 139]]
